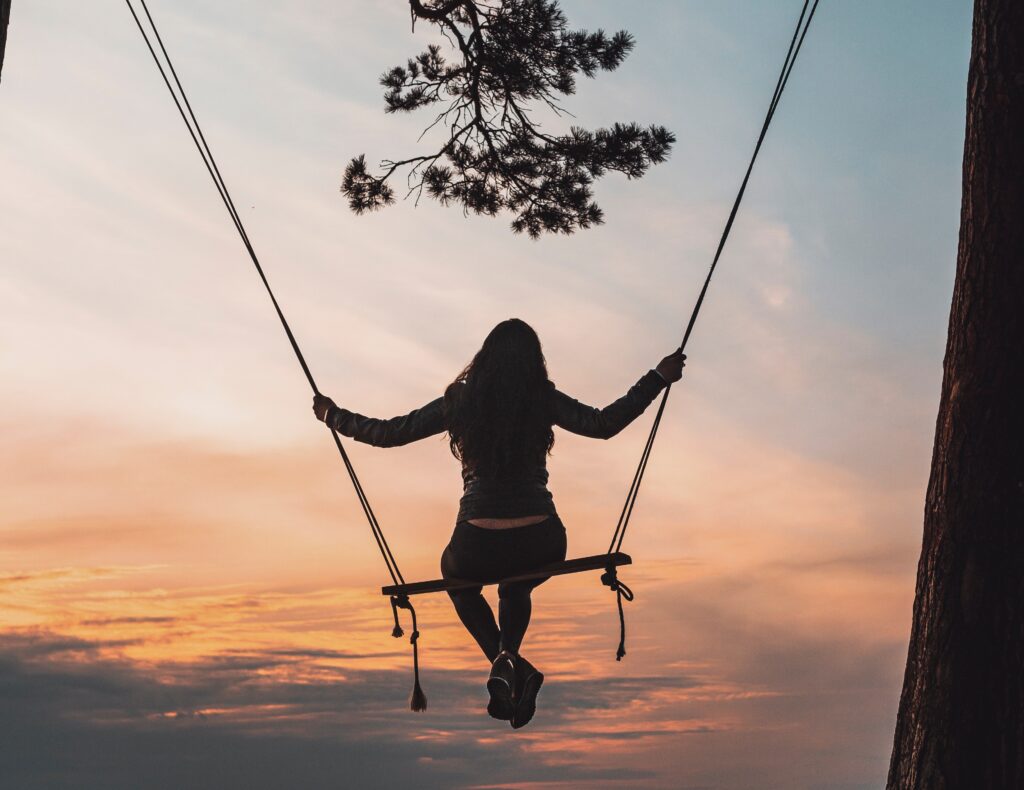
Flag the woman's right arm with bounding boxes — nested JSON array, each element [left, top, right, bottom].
[[552, 371, 666, 439], [552, 351, 686, 440]]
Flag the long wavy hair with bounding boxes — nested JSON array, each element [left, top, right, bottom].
[[444, 319, 555, 475]]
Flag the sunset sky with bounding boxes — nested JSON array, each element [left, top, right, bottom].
[[0, 1, 972, 788]]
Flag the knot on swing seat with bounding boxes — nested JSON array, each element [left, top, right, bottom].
[[600, 563, 635, 661], [380, 552, 632, 597], [600, 566, 634, 602]]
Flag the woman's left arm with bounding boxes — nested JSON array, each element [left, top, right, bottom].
[[313, 394, 446, 447]]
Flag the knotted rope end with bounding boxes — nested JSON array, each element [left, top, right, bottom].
[[409, 680, 428, 712], [389, 595, 406, 638]]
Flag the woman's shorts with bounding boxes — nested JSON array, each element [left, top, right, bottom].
[[440, 515, 567, 584]]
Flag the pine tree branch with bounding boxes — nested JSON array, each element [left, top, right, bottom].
[[344, 0, 674, 236]]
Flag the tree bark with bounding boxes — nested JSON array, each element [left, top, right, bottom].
[[0, 0, 11, 84], [886, 0, 1024, 788]]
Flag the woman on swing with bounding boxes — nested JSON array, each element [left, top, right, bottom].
[[313, 318, 685, 728]]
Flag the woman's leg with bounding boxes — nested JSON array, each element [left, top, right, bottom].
[[447, 587, 500, 662], [496, 516, 567, 655], [496, 578, 545, 655], [442, 538, 500, 662]]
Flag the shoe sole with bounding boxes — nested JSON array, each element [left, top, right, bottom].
[[511, 672, 543, 729], [486, 677, 515, 721]]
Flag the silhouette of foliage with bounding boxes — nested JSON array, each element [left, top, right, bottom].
[[343, 0, 675, 237]]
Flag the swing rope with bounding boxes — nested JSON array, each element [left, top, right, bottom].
[[601, 0, 821, 659], [124, 0, 427, 710]]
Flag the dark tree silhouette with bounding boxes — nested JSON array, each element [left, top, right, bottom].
[[887, 0, 1024, 787], [0, 0, 12, 83], [342, 0, 674, 237]]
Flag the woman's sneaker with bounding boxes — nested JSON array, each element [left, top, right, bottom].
[[486, 651, 517, 721], [511, 655, 543, 729]]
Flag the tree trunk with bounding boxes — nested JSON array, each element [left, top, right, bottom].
[[886, 1, 1024, 788], [0, 0, 10, 83]]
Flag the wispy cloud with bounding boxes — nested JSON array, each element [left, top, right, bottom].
[[0, 607, 900, 790]]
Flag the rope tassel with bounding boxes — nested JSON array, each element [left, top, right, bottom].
[[600, 567, 634, 661], [390, 595, 427, 711]]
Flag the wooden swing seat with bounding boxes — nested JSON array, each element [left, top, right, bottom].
[[381, 551, 632, 597]]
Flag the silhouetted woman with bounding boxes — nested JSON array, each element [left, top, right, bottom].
[[313, 319, 685, 728]]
